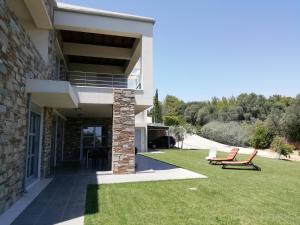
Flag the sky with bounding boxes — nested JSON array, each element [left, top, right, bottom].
[[59, 0, 300, 102]]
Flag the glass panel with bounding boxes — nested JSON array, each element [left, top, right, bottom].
[[30, 136, 34, 154], [95, 137, 104, 147], [83, 136, 94, 147], [27, 158, 31, 177], [34, 115, 39, 134], [30, 115, 34, 133], [83, 127, 94, 136], [95, 127, 102, 136], [32, 116, 36, 133], [30, 156, 34, 175], [27, 112, 41, 180]]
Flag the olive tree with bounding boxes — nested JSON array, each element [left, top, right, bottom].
[[169, 124, 196, 149]]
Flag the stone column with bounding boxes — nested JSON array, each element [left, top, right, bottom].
[[42, 107, 53, 177], [112, 89, 135, 174]]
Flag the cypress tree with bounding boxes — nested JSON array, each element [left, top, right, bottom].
[[152, 89, 163, 123]]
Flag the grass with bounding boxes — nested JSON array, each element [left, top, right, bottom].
[[84, 150, 300, 225]]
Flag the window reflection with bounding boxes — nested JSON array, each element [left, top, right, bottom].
[[82, 126, 106, 148]]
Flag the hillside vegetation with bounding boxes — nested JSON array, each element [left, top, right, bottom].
[[150, 92, 300, 151]]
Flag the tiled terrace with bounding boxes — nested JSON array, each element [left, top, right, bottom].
[[2, 155, 206, 225]]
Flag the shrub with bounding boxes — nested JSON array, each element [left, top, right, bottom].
[[200, 121, 250, 147], [163, 115, 181, 126], [195, 125, 202, 136], [280, 102, 300, 141], [196, 107, 211, 126], [270, 136, 294, 158], [251, 122, 273, 149]]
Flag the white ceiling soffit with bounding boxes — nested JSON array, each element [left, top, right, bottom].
[[63, 42, 132, 60], [24, 0, 53, 29]]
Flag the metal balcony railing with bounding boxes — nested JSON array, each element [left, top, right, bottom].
[[67, 71, 142, 89]]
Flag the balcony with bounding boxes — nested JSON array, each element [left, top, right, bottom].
[[67, 67, 142, 90]]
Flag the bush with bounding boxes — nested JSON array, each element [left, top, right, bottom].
[[163, 115, 180, 126], [251, 122, 273, 149], [201, 121, 250, 147], [281, 102, 300, 141], [270, 136, 294, 158], [195, 125, 202, 136]]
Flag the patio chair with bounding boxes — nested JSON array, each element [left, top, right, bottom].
[[208, 148, 239, 165], [221, 149, 261, 171]]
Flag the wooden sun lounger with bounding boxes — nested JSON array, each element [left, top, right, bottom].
[[222, 149, 261, 171], [208, 148, 239, 165]]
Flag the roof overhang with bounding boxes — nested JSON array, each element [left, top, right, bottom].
[[25, 79, 79, 108], [56, 3, 155, 24], [24, 0, 53, 29], [54, 3, 154, 37], [7, 0, 52, 29]]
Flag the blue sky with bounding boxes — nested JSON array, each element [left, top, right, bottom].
[[59, 0, 300, 102]]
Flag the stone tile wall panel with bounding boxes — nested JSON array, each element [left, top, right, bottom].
[[112, 89, 136, 174]]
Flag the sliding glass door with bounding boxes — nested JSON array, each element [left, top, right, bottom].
[[50, 115, 65, 173], [26, 112, 41, 185], [81, 126, 111, 171]]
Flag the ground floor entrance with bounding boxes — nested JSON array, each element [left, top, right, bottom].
[[81, 125, 112, 171], [25, 110, 41, 186], [62, 117, 113, 172]]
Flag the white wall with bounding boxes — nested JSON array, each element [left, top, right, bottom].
[[21, 20, 49, 62], [135, 110, 148, 152], [135, 110, 148, 127], [140, 35, 153, 106], [135, 127, 147, 152]]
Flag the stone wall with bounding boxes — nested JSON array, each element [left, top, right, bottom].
[[41, 108, 53, 177], [64, 118, 112, 162], [0, 1, 56, 214], [112, 89, 136, 174]]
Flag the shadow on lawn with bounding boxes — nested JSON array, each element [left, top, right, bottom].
[[85, 185, 100, 215]]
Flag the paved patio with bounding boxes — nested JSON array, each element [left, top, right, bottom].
[[3, 155, 206, 225]]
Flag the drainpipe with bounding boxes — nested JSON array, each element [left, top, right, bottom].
[[22, 94, 32, 193]]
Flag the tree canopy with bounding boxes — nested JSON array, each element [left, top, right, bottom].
[[151, 92, 300, 145]]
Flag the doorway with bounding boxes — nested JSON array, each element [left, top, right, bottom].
[[50, 115, 65, 173], [81, 126, 111, 171], [26, 112, 41, 186]]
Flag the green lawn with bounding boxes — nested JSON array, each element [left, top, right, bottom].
[[84, 150, 300, 225]]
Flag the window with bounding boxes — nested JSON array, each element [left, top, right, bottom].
[[82, 126, 106, 148]]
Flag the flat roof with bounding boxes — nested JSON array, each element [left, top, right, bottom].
[[56, 2, 156, 24]]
